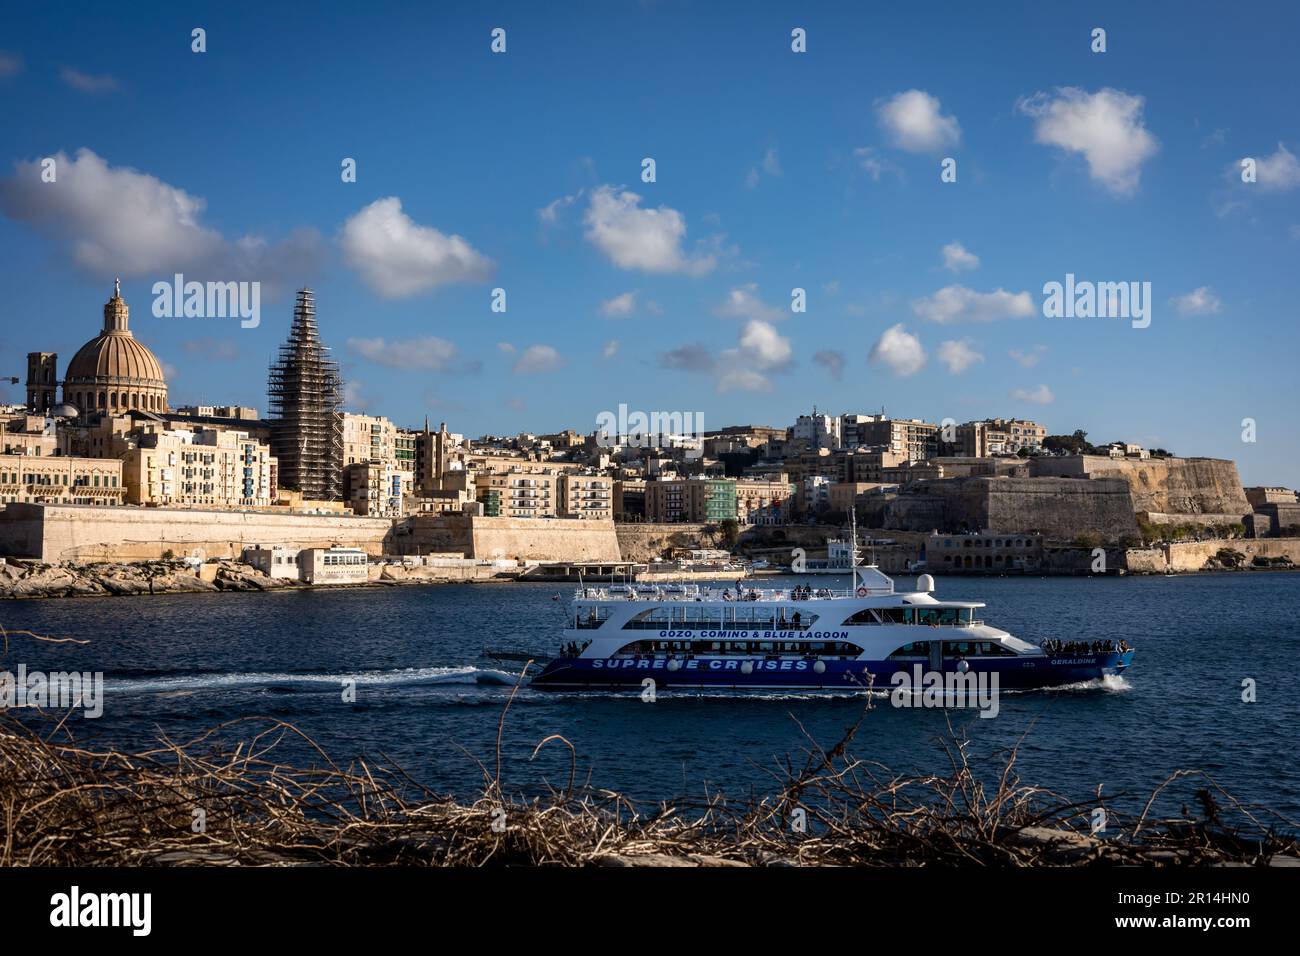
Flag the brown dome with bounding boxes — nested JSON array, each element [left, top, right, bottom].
[[63, 280, 170, 415], [66, 331, 167, 383]]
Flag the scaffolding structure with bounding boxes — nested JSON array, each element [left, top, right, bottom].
[[267, 289, 343, 501]]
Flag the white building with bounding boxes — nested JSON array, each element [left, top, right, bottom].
[[299, 547, 369, 584]]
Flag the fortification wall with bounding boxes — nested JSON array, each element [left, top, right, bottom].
[[470, 516, 621, 562], [400, 514, 621, 562], [883, 477, 1138, 540], [0, 503, 393, 562], [1030, 456, 1248, 516], [616, 523, 713, 563]]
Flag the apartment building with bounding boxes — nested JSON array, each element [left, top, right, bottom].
[[559, 474, 613, 520], [957, 419, 1046, 457], [344, 459, 413, 517], [646, 477, 737, 523], [0, 453, 125, 506], [339, 412, 397, 469], [122, 427, 276, 509], [853, 417, 939, 460], [734, 476, 794, 525], [475, 469, 560, 518]]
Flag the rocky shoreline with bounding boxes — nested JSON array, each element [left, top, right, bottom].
[[0, 559, 520, 600]]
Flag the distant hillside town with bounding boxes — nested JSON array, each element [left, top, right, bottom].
[[2, 285, 1298, 577]]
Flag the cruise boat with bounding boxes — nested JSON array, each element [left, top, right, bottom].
[[530, 533, 1133, 692]]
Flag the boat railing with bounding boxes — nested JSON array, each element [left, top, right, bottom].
[[573, 584, 893, 602]]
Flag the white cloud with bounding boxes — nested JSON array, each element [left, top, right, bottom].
[[1017, 87, 1158, 196], [347, 335, 476, 372], [869, 324, 927, 377], [1172, 286, 1222, 316], [599, 290, 638, 317], [876, 90, 961, 153], [538, 190, 582, 224], [513, 344, 563, 373], [714, 283, 784, 322], [733, 319, 792, 368], [745, 147, 781, 188], [61, 67, 119, 94], [340, 197, 494, 298], [941, 241, 979, 273], [853, 147, 903, 182], [497, 341, 516, 355], [1011, 384, 1055, 405], [602, 339, 619, 359], [583, 185, 716, 275], [1239, 143, 1300, 192], [813, 349, 845, 381], [937, 338, 984, 374], [0, 148, 321, 290], [660, 320, 792, 393], [1009, 345, 1047, 368], [911, 285, 1035, 324]]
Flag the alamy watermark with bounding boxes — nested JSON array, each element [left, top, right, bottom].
[[151, 273, 261, 328], [1043, 273, 1151, 329], [889, 664, 1000, 719], [0, 664, 104, 718], [595, 403, 704, 459]]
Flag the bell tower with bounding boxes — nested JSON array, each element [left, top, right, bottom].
[[26, 352, 58, 414]]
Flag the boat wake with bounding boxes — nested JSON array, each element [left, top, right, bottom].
[[106, 665, 520, 697]]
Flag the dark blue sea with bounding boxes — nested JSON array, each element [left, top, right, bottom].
[[4, 572, 1298, 818]]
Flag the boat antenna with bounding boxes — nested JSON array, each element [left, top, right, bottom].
[[849, 507, 860, 592]]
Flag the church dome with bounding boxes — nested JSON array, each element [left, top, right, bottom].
[[63, 280, 170, 415]]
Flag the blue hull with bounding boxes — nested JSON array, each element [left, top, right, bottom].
[[531, 651, 1134, 691]]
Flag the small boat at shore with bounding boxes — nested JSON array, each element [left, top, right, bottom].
[[531, 527, 1133, 693]]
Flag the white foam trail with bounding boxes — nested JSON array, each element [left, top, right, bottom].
[[107, 666, 513, 696]]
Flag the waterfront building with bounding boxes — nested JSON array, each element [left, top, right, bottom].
[[54, 280, 170, 417], [474, 469, 560, 518], [613, 478, 646, 521], [299, 546, 369, 584], [343, 459, 412, 517], [559, 474, 613, 520], [242, 545, 301, 579], [926, 531, 1044, 572], [645, 477, 737, 523], [267, 289, 343, 501], [734, 476, 794, 525], [0, 453, 125, 506], [122, 426, 276, 509]]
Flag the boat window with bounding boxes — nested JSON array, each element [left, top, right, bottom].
[[942, 640, 1014, 658], [574, 605, 612, 629], [887, 641, 931, 660], [913, 607, 963, 626], [841, 608, 883, 625], [613, 640, 864, 658]]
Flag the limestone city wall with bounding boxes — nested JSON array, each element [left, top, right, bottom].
[[0, 503, 393, 562]]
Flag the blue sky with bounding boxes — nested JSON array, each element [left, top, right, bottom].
[[1, 1, 1297, 486]]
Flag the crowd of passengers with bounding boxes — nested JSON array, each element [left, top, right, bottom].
[[560, 640, 592, 658], [1041, 638, 1130, 656], [721, 583, 831, 602]]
